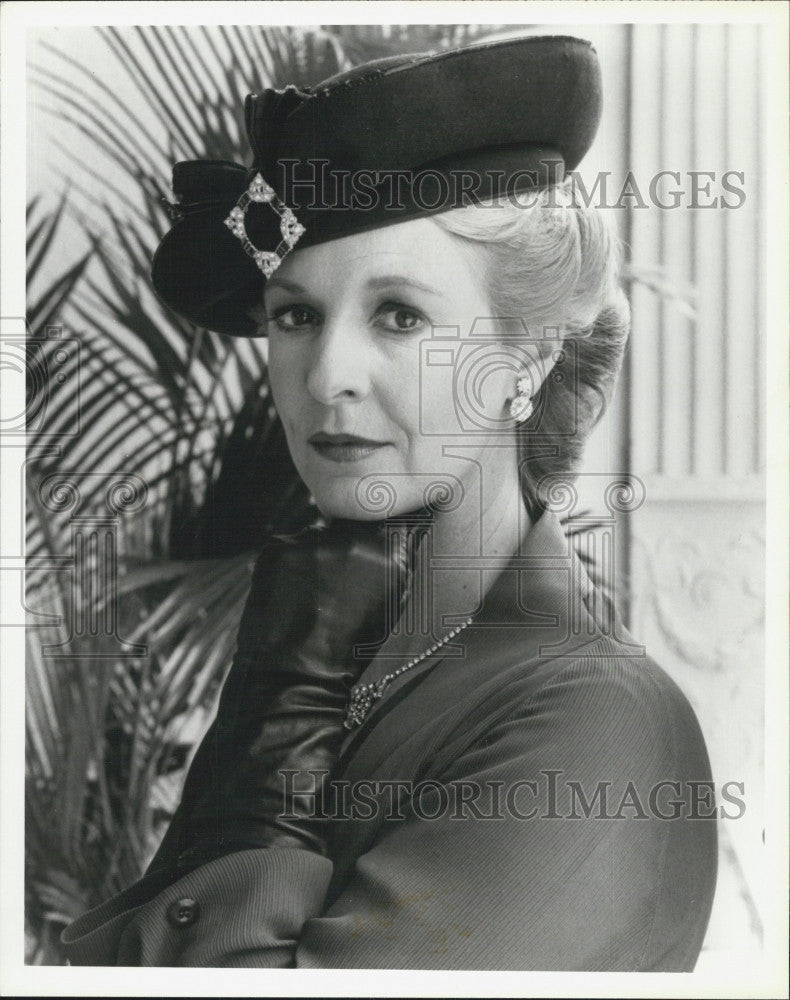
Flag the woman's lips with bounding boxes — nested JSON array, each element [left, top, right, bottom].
[[308, 433, 388, 464]]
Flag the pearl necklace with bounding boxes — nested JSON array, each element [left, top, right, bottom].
[[344, 617, 474, 730]]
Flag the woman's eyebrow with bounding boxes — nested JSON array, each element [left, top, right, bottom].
[[265, 277, 307, 294], [266, 274, 447, 299], [365, 275, 446, 298]]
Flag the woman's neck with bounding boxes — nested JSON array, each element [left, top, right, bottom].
[[433, 457, 531, 607], [383, 455, 532, 655]]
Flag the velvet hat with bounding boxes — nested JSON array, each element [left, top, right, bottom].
[[151, 34, 602, 337]]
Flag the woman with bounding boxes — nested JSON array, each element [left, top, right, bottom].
[[62, 34, 717, 970]]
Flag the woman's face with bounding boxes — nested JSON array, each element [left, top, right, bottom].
[[265, 216, 525, 520]]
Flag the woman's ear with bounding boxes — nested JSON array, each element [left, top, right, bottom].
[[500, 324, 565, 419], [509, 372, 535, 422]]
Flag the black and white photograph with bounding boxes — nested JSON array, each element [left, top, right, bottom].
[[1, 1, 787, 995]]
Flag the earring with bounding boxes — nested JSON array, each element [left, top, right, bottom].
[[510, 373, 534, 422]]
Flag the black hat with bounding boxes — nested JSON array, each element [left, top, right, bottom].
[[152, 34, 602, 337]]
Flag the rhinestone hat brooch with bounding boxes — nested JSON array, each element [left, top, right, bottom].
[[224, 172, 306, 278]]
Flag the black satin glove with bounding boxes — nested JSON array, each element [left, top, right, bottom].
[[146, 511, 433, 879]]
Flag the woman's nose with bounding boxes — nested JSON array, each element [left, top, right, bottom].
[[305, 318, 371, 405]]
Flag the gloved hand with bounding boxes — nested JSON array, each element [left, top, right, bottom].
[[145, 511, 433, 879]]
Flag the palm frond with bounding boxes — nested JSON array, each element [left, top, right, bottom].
[[27, 198, 91, 333]]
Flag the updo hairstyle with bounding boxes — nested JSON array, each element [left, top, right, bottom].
[[433, 182, 630, 520]]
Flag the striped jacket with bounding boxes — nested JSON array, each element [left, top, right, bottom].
[[62, 509, 717, 968]]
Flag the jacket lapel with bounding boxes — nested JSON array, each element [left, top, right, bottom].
[[337, 509, 636, 776]]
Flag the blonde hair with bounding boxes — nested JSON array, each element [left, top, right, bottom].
[[432, 185, 630, 518]]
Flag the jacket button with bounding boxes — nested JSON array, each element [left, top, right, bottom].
[[167, 897, 200, 928]]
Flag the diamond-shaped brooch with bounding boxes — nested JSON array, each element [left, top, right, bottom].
[[224, 173, 306, 278]]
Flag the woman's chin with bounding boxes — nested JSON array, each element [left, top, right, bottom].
[[309, 481, 425, 523], [310, 485, 386, 522]]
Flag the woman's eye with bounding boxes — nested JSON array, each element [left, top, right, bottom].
[[268, 305, 320, 331], [375, 305, 426, 333]]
